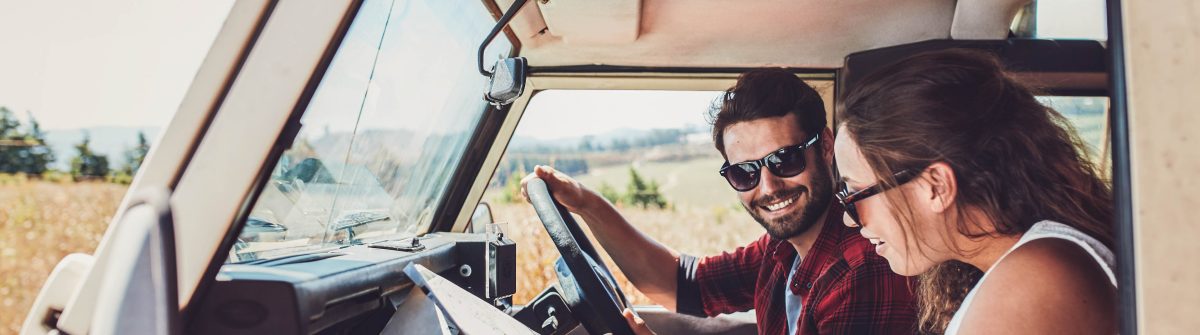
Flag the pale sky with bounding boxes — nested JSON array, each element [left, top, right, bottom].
[[0, 0, 1104, 133], [0, 0, 234, 130]]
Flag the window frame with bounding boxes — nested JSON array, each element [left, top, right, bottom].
[[442, 70, 838, 233]]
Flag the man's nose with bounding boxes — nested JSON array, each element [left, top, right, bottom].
[[758, 168, 787, 194]]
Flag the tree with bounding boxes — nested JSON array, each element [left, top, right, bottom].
[[0, 107, 19, 138], [597, 181, 623, 204], [21, 113, 54, 176], [578, 135, 595, 152], [0, 108, 54, 176], [0, 107, 22, 173], [625, 167, 668, 209], [70, 132, 109, 180], [610, 138, 631, 152], [123, 131, 151, 176]]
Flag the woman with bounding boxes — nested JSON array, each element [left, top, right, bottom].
[[833, 49, 1116, 334]]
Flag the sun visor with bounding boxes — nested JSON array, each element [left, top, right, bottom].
[[537, 0, 641, 44]]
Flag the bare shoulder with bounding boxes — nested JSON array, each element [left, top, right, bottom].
[[957, 238, 1117, 335]]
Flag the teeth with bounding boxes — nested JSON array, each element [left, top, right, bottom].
[[765, 197, 795, 211], [869, 238, 884, 245]]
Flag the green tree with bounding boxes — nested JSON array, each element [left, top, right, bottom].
[[625, 166, 668, 209], [0, 108, 55, 176], [0, 107, 21, 173], [597, 181, 622, 204], [123, 131, 151, 175], [21, 112, 54, 176], [0, 107, 19, 138], [70, 132, 109, 180]]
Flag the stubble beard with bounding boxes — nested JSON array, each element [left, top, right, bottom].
[[744, 161, 834, 240]]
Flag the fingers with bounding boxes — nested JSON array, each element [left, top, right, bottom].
[[520, 165, 557, 202], [622, 308, 654, 335]]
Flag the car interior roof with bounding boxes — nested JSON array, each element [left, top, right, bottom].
[[494, 0, 1029, 68]]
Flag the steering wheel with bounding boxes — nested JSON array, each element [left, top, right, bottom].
[[525, 177, 636, 335]]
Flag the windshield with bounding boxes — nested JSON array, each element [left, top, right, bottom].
[[230, 0, 512, 262]]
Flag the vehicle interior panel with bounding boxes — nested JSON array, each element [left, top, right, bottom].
[[189, 233, 481, 334], [839, 39, 1109, 98]]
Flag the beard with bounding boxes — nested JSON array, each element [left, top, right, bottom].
[[743, 160, 834, 240]]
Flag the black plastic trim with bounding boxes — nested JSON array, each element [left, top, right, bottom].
[[838, 39, 1109, 100], [429, 103, 512, 233], [183, 0, 365, 325], [1105, 0, 1137, 333]]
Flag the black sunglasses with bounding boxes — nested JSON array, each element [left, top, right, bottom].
[[719, 133, 820, 192], [835, 168, 922, 227]]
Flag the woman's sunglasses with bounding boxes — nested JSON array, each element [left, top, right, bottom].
[[718, 133, 820, 192], [835, 168, 921, 227]]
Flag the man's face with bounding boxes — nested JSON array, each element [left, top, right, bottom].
[[722, 114, 834, 240]]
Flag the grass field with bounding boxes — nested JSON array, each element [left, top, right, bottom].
[[0, 177, 124, 334]]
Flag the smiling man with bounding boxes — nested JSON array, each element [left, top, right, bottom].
[[523, 69, 915, 334]]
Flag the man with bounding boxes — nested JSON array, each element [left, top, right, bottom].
[[522, 69, 916, 334]]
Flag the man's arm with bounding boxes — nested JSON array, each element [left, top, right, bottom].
[[522, 165, 684, 310]]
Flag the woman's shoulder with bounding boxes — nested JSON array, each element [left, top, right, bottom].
[[958, 238, 1117, 334]]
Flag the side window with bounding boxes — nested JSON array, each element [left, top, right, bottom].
[[1038, 96, 1110, 174], [230, 0, 511, 262], [485, 85, 834, 305]]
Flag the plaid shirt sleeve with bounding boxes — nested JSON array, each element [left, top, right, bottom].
[[811, 252, 918, 334], [676, 234, 773, 316]]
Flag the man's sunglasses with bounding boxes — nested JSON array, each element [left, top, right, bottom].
[[835, 168, 921, 227], [719, 133, 820, 192]]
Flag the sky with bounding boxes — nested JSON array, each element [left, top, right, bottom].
[[0, 0, 235, 130], [0, 0, 1104, 135]]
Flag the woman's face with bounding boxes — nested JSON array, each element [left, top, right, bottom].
[[833, 126, 952, 276]]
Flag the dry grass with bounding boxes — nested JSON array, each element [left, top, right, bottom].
[[492, 201, 764, 306], [0, 177, 125, 335]]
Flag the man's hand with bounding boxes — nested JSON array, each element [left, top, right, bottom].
[[520, 165, 598, 213], [623, 309, 656, 335], [520, 165, 683, 311]]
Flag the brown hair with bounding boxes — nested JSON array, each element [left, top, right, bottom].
[[710, 68, 826, 158], [838, 49, 1114, 333]]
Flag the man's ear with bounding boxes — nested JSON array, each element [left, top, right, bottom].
[[820, 127, 835, 165], [924, 162, 957, 213]]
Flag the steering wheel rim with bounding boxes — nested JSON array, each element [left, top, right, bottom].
[[525, 177, 636, 335]]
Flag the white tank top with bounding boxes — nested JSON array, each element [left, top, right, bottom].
[[945, 220, 1116, 334]]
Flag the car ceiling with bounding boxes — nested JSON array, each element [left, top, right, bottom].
[[493, 0, 1029, 69]]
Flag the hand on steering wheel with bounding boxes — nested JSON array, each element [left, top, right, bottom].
[[525, 176, 637, 335]]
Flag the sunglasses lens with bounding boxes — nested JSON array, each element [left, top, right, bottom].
[[767, 148, 807, 178], [724, 164, 759, 191]]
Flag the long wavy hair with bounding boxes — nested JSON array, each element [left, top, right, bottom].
[[838, 49, 1114, 333]]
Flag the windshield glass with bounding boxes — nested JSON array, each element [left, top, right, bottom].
[[230, 0, 512, 262]]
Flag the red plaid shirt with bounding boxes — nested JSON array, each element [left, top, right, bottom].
[[676, 204, 917, 334]]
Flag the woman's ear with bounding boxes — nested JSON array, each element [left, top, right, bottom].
[[924, 162, 957, 213]]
